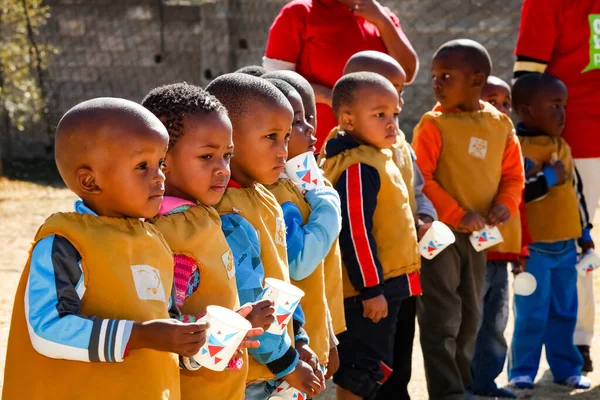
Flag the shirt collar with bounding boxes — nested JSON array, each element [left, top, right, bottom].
[[227, 179, 245, 189], [158, 196, 196, 216], [74, 199, 98, 216], [318, 0, 353, 12]]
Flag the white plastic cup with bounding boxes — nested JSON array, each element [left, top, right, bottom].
[[269, 380, 306, 400], [262, 278, 305, 334], [192, 305, 251, 371], [514, 272, 537, 296], [285, 152, 325, 191], [419, 221, 456, 260], [470, 225, 504, 252], [576, 250, 600, 277]]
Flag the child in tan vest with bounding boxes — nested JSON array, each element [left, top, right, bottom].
[[322, 72, 421, 400], [508, 73, 593, 390], [2, 98, 208, 400], [142, 83, 270, 400], [206, 73, 325, 399], [412, 40, 524, 400]]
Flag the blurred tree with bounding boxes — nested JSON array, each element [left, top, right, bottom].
[[0, 0, 55, 176]]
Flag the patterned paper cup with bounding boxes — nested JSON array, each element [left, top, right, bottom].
[[262, 278, 305, 335], [285, 152, 325, 191], [269, 380, 307, 400], [419, 221, 456, 260], [470, 225, 504, 252], [576, 250, 600, 277], [193, 305, 251, 371], [513, 272, 537, 296]]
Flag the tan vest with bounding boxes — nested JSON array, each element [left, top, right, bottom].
[[3, 213, 179, 400], [151, 205, 247, 400], [216, 184, 294, 383], [520, 135, 582, 242], [267, 179, 330, 365], [323, 145, 420, 298], [323, 237, 346, 335], [413, 102, 522, 253]]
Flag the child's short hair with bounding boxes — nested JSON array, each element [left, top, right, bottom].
[[264, 78, 297, 99], [235, 65, 267, 77], [206, 73, 290, 125], [332, 72, 395, 118], [344, 50, 404, 75], [512, 72, 563, 111], [434, 39, 492, 78], [141, 82, 226, 149], [261, 71, 315, 111]]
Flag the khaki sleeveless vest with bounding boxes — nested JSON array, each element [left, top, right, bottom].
[[520, 135, 582, 242], [267, 179, 330, 365], [3, 213, 179, 400], [216, 184, 294, 383], [323, 145, 420, 298], [151, 205, 247, 400]]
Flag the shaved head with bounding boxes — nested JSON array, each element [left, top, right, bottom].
[[344, 51, 406, 82]]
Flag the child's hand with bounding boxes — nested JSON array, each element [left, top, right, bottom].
[[545, 160, 566, 185], [352, 0, 388, 26], [129, 319, 209, 358], [235, 303, 265, 349], [296, 341, 326, 389], [458, 211, 486, 233], [362, 294, 388, 323], [416, 215, 434, 240], [486, 204, 510, 227], [581, 240, 595, 254], [325, 346, 340, 379], [284, 359, 324, 396], [512, 257, 527, 275], [245, 299, 275, 331]]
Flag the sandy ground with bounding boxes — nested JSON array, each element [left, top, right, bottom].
[[1, 178, 600, 399]]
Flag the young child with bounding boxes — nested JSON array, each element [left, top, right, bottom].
[[509, 72, 593, 390], [412, 39, 524, 400], [2, 98, 208, 399], [264, 77, 342, 378], [322, 72, 422, 400], [470, 76, 531, 399], [142, 83, 269, 400], [206, 73, 324, 399]]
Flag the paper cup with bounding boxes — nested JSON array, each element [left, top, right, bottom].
[[470, 225, 504, 252], [514, 272, 537, 296], [285, 152, 325, 191], [192, 305, 251, 371], [262, 278, 305, 334], [576, 250, 600, 277], [419, 221, 456, 260], [269, 380, 307, 400]]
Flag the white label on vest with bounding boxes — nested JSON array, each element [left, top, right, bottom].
[[223, 249, 236, 279], [468, 137, 488, 159], [130, 265, 167, 302], [275, 217, 287, 247]]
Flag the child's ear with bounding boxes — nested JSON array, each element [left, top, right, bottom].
[[76, 167, 101, 195], [472, 72, 486, 88], [339, 110, 355, 132]]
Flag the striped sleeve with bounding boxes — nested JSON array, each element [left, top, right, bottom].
[[335, 163, 384, 300], [574, 166, 594, 242], [26, 235, 133, 363]]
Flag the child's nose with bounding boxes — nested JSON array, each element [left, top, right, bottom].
[[155, 166, 166, 184]]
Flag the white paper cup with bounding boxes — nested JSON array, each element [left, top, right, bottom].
[[262, 278, 305, 334], [576, 250, 600, 277], [419, 221, 456, 260], [192, 305, 251, 371], [470, 225, 504, 252], [269, 380, 306, 400], [514, 272, 537, 296], [285, 152, 325, 191]]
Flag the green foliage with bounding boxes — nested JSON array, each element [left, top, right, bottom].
[[0, 0, 56, 131]]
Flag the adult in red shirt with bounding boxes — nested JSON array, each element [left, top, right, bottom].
[[514, 0, 600, 373], [264, 0, 418, 152]]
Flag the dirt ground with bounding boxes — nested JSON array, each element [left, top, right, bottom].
[[1, 178, 600, 399]]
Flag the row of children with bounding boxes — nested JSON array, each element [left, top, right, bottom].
[[2, 37, 594, 400]]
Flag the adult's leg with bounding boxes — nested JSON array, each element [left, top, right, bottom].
[[375, 296, 417, 400], [418, 233, 465, 400], [471, 261, 511, 395]]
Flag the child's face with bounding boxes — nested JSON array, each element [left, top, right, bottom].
[[230, 101, 293, 186], [481, 83, 512, 115], [164, 112, 233, 206], [341, 84, 400, 150], [93, 126, 168, 219], [286, 90, 317, 159], [520, 81, 568, 138], [431, 52, 483, 111]]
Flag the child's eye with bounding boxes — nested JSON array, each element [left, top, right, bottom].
[[375, 112, 385, 118], [224, 152, 233, 160], [489, 100, 497, 105], [285, 132, 291, 142], [393, 113, 400, 119], [136, 162, 148, 170], [266, 133, 276, 140], [200, 154, 212, 160], [442, 73, 451, 80], [159, 159, 166, 169]]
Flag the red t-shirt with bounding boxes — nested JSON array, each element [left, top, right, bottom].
[[264, 0, 410, 152], [514, 0, 600, 158]]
